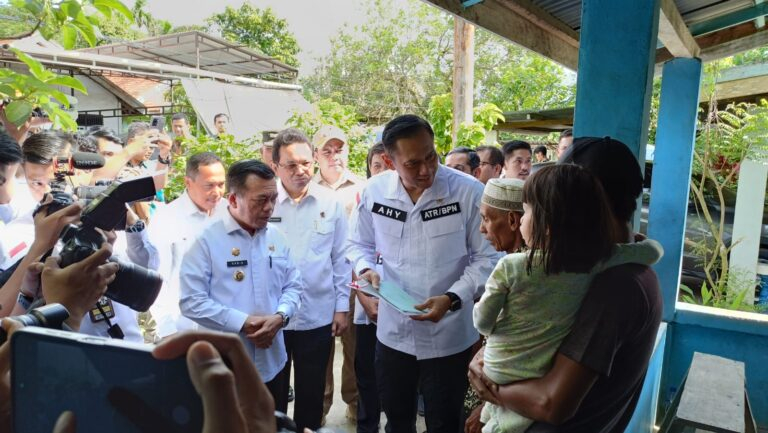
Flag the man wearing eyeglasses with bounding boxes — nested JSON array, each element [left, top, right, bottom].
[[475, 145, 504, 185], [502, 140, 533, 181], [311, 124, 364, 424], [269, 128, 351, 432]]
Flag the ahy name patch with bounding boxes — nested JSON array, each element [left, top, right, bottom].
[[421, 203, 461, 221], [372, 202, 407, 222]]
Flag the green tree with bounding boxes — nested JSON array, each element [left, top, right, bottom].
[[207, 3, 300, 68], [302, 0, 574, 123], [0, 0, 133, 130], [288, 99, 370, 177], [427, 93, 504, 155]]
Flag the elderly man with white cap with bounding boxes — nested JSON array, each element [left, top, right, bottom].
[[465, 177, 526, 433], [312, 124, 363, 423]]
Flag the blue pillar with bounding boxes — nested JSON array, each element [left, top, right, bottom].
[[648, 58, 703, 322], [573, 0, 661, 163]]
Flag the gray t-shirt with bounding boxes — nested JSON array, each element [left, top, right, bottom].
[[526, 263, 662, 433]]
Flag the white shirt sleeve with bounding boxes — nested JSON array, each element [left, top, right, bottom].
[[332, 201, 351, 312], [179, 236, 249, 333], [346, 190, 377, 275]]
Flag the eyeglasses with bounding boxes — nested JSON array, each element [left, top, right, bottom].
[[277, 161, 313, 172], [479, 161, 496, 167]]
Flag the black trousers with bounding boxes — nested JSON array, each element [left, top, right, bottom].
[[376, 340, 472, 433], [276, 324, 333, 432], [355, 324, 381, 433]]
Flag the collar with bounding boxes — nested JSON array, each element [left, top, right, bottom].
[[222, 207, 266, 236], [313, 170, 360, 191], [384, 165, 450, 204], [277, 180, 318, 205], [178, 191, 221, 217]]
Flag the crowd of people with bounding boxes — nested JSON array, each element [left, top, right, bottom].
[[0, 110, 662, 433]]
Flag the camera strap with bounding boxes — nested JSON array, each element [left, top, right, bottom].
[[95, 301, 124, 339]]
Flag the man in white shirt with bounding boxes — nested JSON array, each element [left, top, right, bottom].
[[269, 128, 350, 431], [347, 115, 497, 433], [312, 125, 363, 422], [148, 152, 227, 339], [180, 159, 303, 405]]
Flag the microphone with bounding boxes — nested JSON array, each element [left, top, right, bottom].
[[69, 152, 106, 169], [54, 152, 106, 173]]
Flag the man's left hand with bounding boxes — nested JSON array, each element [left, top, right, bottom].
[[331, 311, 348, 336], [246, 314, 283, 349], [411, 295, 451, 323], [156, 133, 173, 160]]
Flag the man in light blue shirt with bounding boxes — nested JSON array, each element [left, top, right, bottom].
[[180, 159, 303, 403], [269, 128, 350, 431], [347, 115, 497, 433]]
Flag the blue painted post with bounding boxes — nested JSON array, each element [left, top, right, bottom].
[[648, 58, 703, 322], [573, 0, 661, 163]]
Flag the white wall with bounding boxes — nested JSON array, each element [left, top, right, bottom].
[[67, 76, 121, 133]]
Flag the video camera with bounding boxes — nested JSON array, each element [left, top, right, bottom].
[[55, 176, 163, 312], [49, 152, 105, 195]]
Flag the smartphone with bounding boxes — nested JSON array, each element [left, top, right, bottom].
[[149, 115, 166, 133], [12, 327, 203, 433]]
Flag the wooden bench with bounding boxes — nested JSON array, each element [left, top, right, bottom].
[[659, 352, 757, 433]]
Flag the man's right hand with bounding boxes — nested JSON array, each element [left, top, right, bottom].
[[41, 243, 119, 331], [359, 269, 381, 289]]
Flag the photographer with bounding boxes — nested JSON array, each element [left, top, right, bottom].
[[0, 131, 36, 227], [89, 122, 172, 193]]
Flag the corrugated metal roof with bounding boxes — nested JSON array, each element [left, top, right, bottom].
[[531, 0, 757, 30]]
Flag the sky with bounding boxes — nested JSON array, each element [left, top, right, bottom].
[[138, 0, 413, 76]]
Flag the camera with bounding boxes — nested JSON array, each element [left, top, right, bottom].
[[58, 176, 163, 312], [0, 303, 69, 345]]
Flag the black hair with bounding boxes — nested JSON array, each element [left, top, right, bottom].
[[172, 113, 189, 122], [560, 129, 573, 139], [126, 122, 151, 143], [23, 130, 73, 165], [186, 152, 223, 178], [446, 146, 480, 171], [227, 159, 275, 195], [558, 136, 643, 224], [475, 145, 503, 166], [74, 133, 98, 154], [214, 113, 230, 123], [522, 164, 618, 275], [533, 145, 548, 157], [502, 140, 532, 160], [382, 115, 434, 154], [88, 126, 124, 148], [271, 128, 311, 164], [366, 142, 386, 178], [0, 130, 22, 166]]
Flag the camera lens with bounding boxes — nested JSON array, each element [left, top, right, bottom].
[[105, 257, 163, 312]]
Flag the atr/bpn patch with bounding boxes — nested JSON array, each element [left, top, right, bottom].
[[372, 202, 407, 222], [421, 203, 461, 221]]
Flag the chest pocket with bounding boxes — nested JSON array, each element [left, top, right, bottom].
[[267, 254, 290, 291], [373, 214, 404, 263], [310, 220, 334, 254], [423, 213, 466, 261]]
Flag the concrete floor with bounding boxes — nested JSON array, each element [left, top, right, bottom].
[[287, 339, 427, 433]]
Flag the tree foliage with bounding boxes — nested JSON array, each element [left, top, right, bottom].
[[207, 3, 300, 68], [288, 99, 371, 177], [0, 0, 132, 130], [426, 93, 504, 155], [302, 0, 574, 123]]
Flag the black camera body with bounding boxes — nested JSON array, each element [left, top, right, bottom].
[[57, 176, 163, 312]]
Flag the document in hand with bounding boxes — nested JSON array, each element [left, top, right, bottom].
[[354, 281, 426, 316]]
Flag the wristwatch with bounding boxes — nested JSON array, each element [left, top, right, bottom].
[[445, 292, 462, 312], [157, 153, 172, 165], [276, 311, 290, 328]]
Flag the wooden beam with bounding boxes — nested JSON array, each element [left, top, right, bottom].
[[699, 29, 768, 62], [499, 0, 579, 48], [422, 0, 579, 70], [658, 0, 700, 57], [656, 21, 768, 63], [452, 17, 475, 145]]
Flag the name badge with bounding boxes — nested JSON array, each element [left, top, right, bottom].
[[421, 202, 461, 221], [372, 202, 407, 222], [227, 260, 248, 267], [89, 297, 116, 323], [268, 217, 282, 223]]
